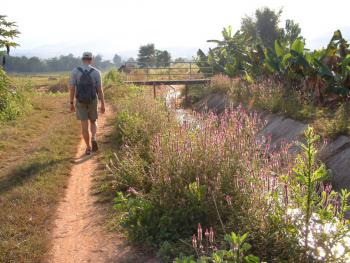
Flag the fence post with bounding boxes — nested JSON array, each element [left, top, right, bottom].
[[153, 83, 156, 99], [146, 63, 149, 81], [168, 63, 171, 80], [189, 62, 192, 80]]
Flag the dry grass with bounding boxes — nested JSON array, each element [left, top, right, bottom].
[[0, 93, 80, 262], [9, 73, 70, 91]]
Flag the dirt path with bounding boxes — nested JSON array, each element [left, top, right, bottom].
[[47, 104, 155, 263]]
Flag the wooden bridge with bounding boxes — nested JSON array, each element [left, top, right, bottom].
[[120, 61, 212, 98]]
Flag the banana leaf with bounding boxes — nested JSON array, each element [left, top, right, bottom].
[[291, 38, 305, 54], [290, 50, 311, 70], [314, 59, 334, 79], [274, 40, 284, 57]]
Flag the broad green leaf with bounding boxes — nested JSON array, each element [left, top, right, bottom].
[[274, 40, 284, 57], [291, 38, 305, 54]]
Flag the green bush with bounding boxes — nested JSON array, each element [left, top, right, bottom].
[[0, 68, 30, 122], [103, 69, 124, 88]]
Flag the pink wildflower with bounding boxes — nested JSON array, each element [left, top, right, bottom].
[[192, 234, 197, 248], [197, 223, 202, 241], [224, 195, 232, 205]]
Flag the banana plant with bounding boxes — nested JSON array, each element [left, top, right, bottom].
[[202, 26, 252, 78], [198, 26, 350, 104]]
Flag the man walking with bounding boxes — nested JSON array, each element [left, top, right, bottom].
[[69, 52, 105, 155]]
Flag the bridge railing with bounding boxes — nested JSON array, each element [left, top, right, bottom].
[[121, 61, 213, 81]]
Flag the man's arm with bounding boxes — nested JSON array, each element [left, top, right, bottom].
[[69, 70, 76, 112], [97, 86, 105, 114], [96, 71, 105, 114], [69, 85, 75, 112]]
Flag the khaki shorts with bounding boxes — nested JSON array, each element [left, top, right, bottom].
[[75, 99, 98, 121]]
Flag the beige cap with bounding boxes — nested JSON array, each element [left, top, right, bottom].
[[82, 52, 93, 59]]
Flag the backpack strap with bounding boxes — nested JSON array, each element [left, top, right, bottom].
[[77, 67, 84, 74], [77, 67, 94, 75], [87, 68, 94, 75]]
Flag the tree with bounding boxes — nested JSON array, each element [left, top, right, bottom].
[[27, 56, 45, 72], [255, 7, 283, 49], [240, 7, 283, 49], [155, 50, 171, 67], [137, 43, 156, 67], [240, 15, 258, 46], [0, 15, 20, 66], [113, 54, 122, 67], [283, 19, 303, 45], [174, 57, 187, 63], [4, 54, 114, 73]]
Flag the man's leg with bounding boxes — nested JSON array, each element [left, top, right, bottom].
[[90, 120, 97, 141], [90, 120, 99, 151], [81, 120, 91, 150]]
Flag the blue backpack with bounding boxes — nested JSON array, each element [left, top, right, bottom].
[[76, 67, 97, 103]]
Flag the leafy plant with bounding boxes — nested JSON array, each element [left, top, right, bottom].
[[0, 15, 20, 65], [0, 68, 30, 122], [288, 127, 350, 262], [174, 232, 260, 263], [197, 12, 350, 105]]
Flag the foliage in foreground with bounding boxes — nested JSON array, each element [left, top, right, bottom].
[[0, 68, 30, 122], [106, 88, 350, 262], [175, 232, 259, 263]]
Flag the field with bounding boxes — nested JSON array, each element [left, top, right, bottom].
[[9, 73, 70, 92]]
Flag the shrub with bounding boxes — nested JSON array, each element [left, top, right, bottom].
[[104, 69, 124, 88], [0, 68, 30, 122]]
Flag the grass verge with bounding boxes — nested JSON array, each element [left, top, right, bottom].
[[0, 93, 80, 262]]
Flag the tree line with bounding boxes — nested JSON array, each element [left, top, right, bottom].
[[3, 54, 123, 73]]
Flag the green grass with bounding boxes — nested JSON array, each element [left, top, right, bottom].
[[0, 93, 80, 262]]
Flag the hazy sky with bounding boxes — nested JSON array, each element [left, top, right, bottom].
[[3, 0, 350, 59]]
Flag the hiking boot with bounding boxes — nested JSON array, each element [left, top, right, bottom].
[[85, 148, 92, 155], [91, 140, 98, 152]]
